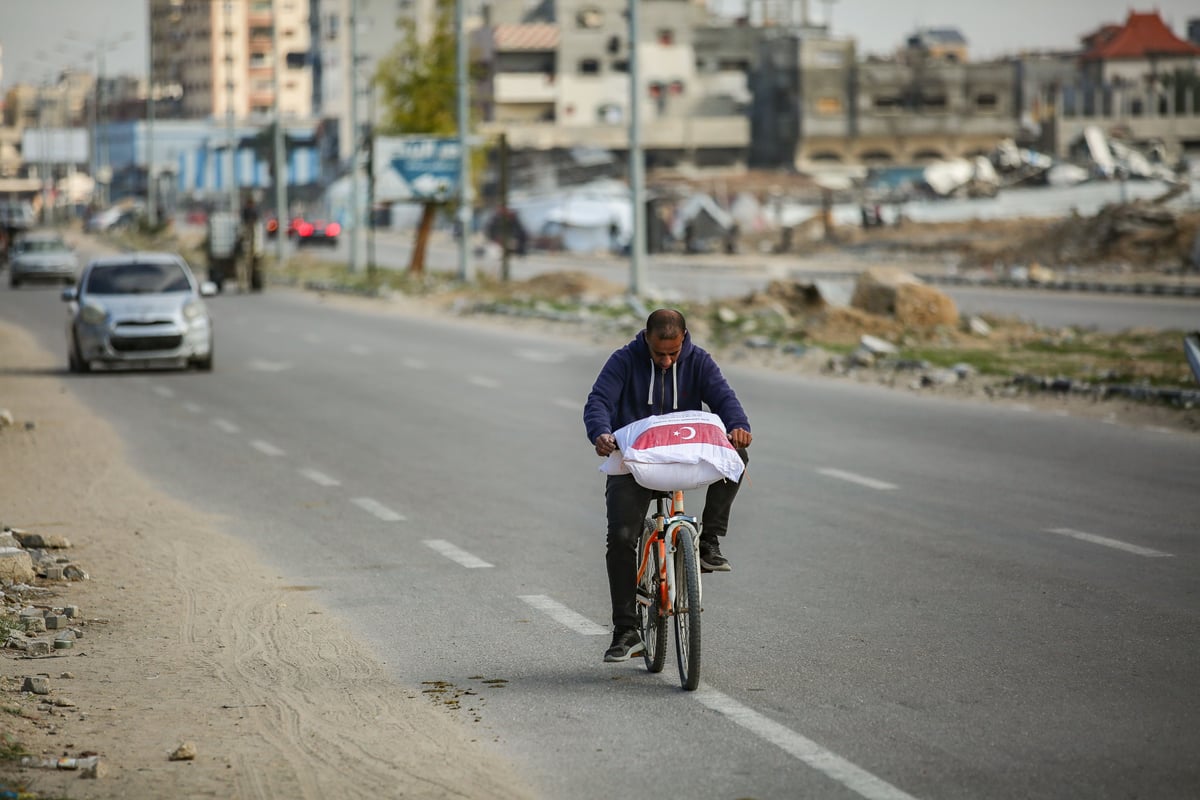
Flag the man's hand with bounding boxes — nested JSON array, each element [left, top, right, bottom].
[[728, 428, 752, 449], [594, 433, 617, 457]]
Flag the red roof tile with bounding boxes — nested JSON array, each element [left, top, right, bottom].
[[1082, 11, 1200, 60], [493, 24, 559, 52]]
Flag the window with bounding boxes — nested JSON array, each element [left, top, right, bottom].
[[579, 59, 600, 75], [873, 96, 901, 110], [816, 96, 842, 114], [921, 95, 947, 110], [577, 8, 603, 28], [975, 93, 998, 110], [657, 29, 674, 45]]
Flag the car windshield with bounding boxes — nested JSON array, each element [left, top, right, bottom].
[[18, 238, 68, 253], [85, 262, 192, 295]]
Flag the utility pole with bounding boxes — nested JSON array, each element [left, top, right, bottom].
[[456, 0, 472, 282], [348, 0, 360, 273], [225, 0, 239, 214], [146, 0, 156, 227], [272, 0, 287, 265], [628, 0, 646, 296]]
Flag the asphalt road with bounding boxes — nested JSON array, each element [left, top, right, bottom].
[[4, 245, 1199, 799]]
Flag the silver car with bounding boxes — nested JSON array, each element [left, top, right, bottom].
[[9, 231, 79, 288], [63, 253, 216, 373]]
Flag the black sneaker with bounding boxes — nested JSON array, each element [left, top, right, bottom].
[[603, 627, 645, 662], [699, 538, 731, 572]]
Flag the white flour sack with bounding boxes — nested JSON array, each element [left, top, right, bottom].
[[600, 411, 745, 491]]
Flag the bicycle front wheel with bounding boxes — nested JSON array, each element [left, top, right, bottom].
[[637, 519, 667, 674], [672, 524, 702, 691]]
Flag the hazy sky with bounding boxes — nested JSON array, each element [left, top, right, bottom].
[[1, 0, 1198, 91]]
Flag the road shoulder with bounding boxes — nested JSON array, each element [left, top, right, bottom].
[[0, 320, 533, 799]]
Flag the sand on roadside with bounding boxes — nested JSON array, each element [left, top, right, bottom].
[[0, 320, 534, 799]]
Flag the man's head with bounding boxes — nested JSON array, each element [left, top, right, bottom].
[[645, 308, 687, 370]]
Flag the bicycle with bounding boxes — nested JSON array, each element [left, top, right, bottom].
[[636, 488, 702, 691]]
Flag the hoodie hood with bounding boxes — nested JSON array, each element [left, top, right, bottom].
[[630, 329, 695, 412]]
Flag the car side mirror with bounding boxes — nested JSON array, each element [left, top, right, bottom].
[[199, 281, 218, 297], [61, 286, 77, 302]]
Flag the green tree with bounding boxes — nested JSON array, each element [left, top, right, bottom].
[[374, 0, 457, 273]]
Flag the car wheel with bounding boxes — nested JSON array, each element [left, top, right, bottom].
[[68, 336, 90, 374], [192, 346, 214, 372]]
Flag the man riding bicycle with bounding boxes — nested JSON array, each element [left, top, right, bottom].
[[585, 308, 752, 662]]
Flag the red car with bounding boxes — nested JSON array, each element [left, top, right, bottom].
[[293, 217, 340, 247]]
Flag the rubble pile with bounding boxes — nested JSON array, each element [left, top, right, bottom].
[[1, 524, 107, 785], [963, 201, 1200, 270]]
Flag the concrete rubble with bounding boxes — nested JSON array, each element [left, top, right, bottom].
[[1, 522, 110, 784]]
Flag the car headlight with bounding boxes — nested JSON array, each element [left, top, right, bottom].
[[79, 301, 107, 325], [183, 299, 206, 322]]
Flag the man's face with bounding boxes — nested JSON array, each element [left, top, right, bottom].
[[647, 332, 684, 370]]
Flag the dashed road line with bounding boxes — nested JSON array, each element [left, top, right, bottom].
[[817, 468, 897, 491], [182, 402, 204, 414], [299, 468, 340, 487], [401, 357, 427, 370], [1045, 527, 1173, 558], [351, 497, 406, 522], [213, 418, 240, 434], [251, 440, 286, 457], [515, 348, 566, 364], [553, 398, 580, 411], [248, 359, 293, 372], [347, 344, 371, 356], [468, 375, 500, 388], [424, 539, 493, 568], [519, 595, 608, 636], [689, 686, 920, 800], [152, 385, 175, 398]]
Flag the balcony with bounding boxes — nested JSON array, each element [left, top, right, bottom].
[[494, 73, 557, 104], [482, 114, 749, 151]]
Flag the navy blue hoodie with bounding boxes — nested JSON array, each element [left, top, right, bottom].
[[584, 329, 750, 444]]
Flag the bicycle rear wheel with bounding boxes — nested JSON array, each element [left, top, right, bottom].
[[672, 524, 702, 691], [637, 520, 667, 674]]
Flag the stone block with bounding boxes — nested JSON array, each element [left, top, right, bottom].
[[22, 676, 50, 694]]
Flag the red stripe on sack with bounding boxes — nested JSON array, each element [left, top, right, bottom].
[[632, 423, 733, 451]]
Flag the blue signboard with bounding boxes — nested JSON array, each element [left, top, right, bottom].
[[379, 136, 461, 202]]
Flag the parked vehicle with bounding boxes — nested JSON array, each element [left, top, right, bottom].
[[204, 212, 240, 292], [8, 231, 79, 288], [293, 218, 340, 247], [63, 253, 215, 373]]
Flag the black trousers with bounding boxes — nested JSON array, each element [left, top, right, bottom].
[[604, 449, 748, 629]]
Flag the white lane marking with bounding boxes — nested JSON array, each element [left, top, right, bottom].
[[690, 685, 920, 800], [182, 402, 204, 414], [424, 539, 493, 568], [251, 440, 286, 457], [1045, 527, 1173, 558], [352, 497, 406, 522], [553, 398, 580, 411], [515, 348, 566, 364], [468, 375, 500, 388], [299, 468, 340, 487], [213, 418, 240, 434], [248, 359, 293, 372], [347, 344, 371, 356], [152, 385, 175, 398], [402, 357, 427, 370], [519, 595, 608, 636], [817, 468, 897, 491]]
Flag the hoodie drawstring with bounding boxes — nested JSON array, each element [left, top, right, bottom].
[[647, 361, 679, 411]]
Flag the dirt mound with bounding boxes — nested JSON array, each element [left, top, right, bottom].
[[961, 201, 1200, 270], [850, 267, 959, 328]]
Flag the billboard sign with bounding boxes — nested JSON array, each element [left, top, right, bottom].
[[374, 136, 461, 202]]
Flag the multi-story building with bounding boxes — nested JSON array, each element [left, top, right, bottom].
[[149, 0, 313, 121], [1054, 10, 1200, 160], [472, 0, 751, 174]]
